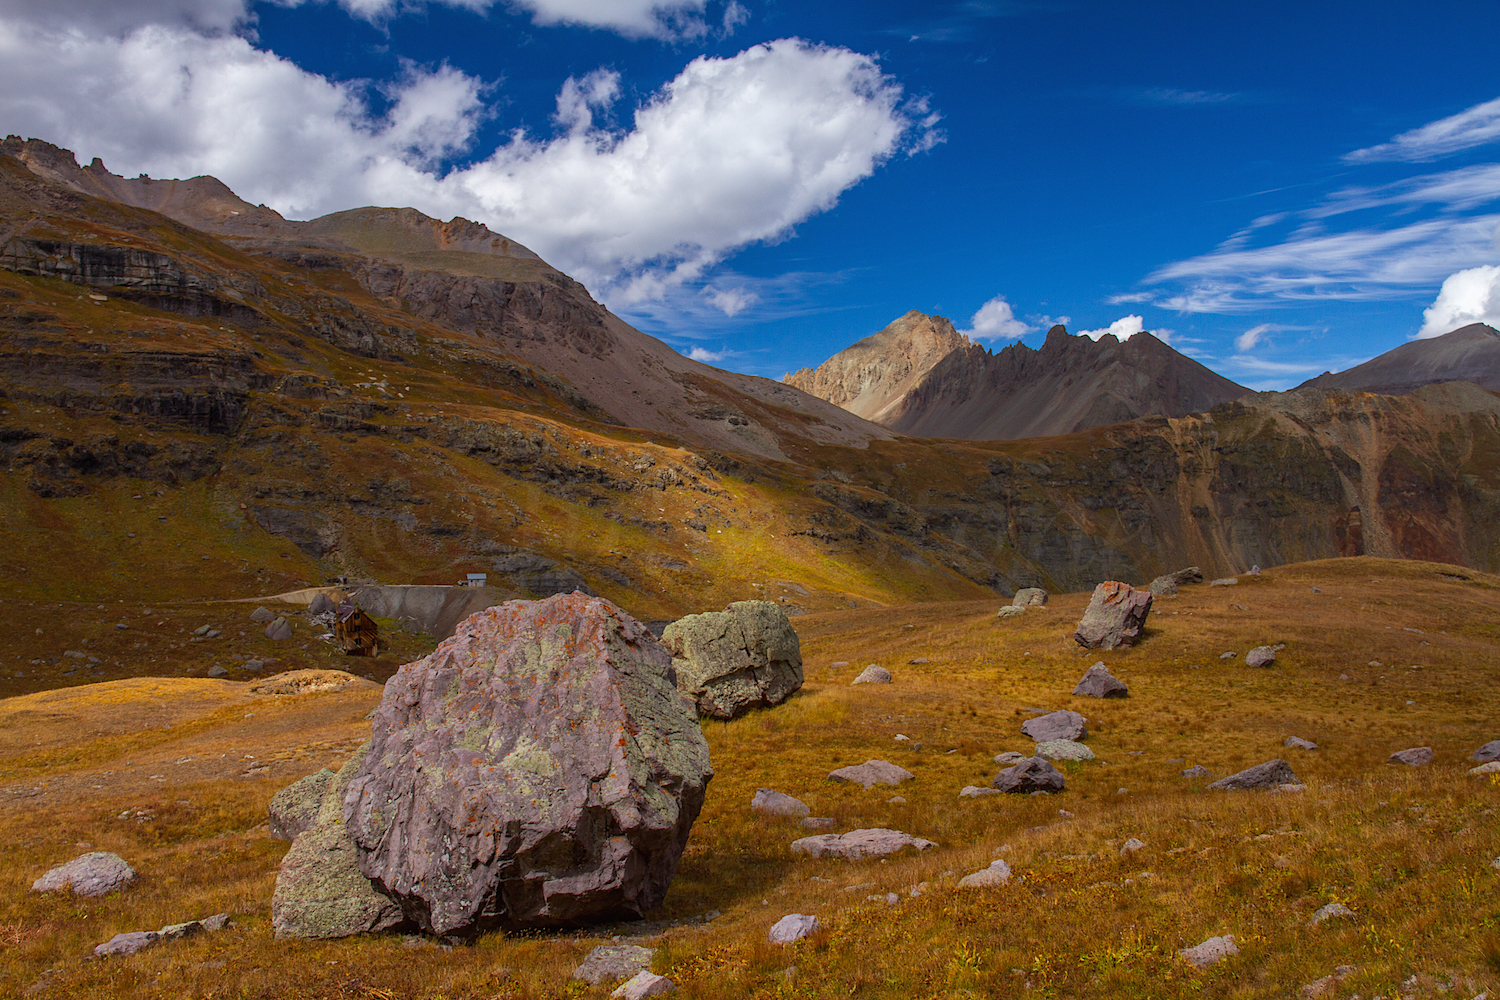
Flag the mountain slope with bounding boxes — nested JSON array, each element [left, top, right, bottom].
[[788, 315, 1249, 439], [1295, 322, 1500, 395]]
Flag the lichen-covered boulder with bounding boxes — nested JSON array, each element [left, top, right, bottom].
[[269, 768, 335, 841], [343, 593, 712, 936], [271, 744, 405, 939], [32, 852, 136, 897], [1073, 581, 1152, 649], [660, 601, 802, 719]]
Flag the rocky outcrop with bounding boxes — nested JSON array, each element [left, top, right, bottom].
[[661, 601, 802, 719], [1074, 581, 1152, 649], [269, 768, 335, 841], [342, 594, 712, 935]]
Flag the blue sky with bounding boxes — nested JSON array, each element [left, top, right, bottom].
[[2, 1, 1499, 389]]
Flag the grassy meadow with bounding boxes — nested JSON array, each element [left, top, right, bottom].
[[1, 556, 1499, 998]]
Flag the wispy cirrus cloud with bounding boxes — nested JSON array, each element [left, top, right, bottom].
[[1311, 163, 1500, 218], [1126, 87, 1248, 106], [1344, 94, 1500, 163]]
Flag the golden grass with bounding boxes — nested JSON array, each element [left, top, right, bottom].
[[0, 556, 1498, 998]]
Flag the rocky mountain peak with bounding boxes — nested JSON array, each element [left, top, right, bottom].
[[1295, 322, 1500, 396]]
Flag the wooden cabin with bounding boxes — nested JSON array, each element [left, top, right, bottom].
[[335, 602, 379, 656]]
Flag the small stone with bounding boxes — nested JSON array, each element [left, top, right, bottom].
[[242, 659, 264, 672], [767, 913, 821, 944], [610, 971, 676, 999], [207, 665, 229, 678], [992, 757, 1065, 794], [1207, 759, 1300, 791], [1178, 934, 1238, 968], [751, 789, 810, 819], [957, 859, 1012, 888], [993, 751, 1026, 764], [1284, 737, 1318, 750], [1058, 809, 1074, 818], [1012, 587, 1048, 607], [907, 657, 930, 664], [1387, 747, 1433, 766], [799, 817, 834, 830], [1120, 838, 1145, 856], [1310, 586, 1323, 593], [1308, 902, 1355, 928], [1301, 964, 1356, 999], [1208, 577, 1239, 587], [893, 734, 911, 742], [852, 665, 892, 685], [958, 786, 1002, 798], [573, 945, 655, 986], [1021, 710, 1087, 743], [1469, 761, 1500, 776], [1471, 740, 1500, 763], [265, 617, 293, 641], [250, 607, 276, 622], [1034, 739, 1095, 762], [94, 931, 160, 958], [32, 852, 136, 897], [1219, 651, 1236, 659], [996, 605, 1025, 619], [790, 828, 936, 860], [1073, 662, 1128, 698], [887, 795, 906, 804], [827, 760, 913, 788], [1245, 646, 1276, 668]]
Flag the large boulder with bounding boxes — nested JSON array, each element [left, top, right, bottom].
[[1206, 759, 1300, 791], [660, 601, 803, 720], [308, 593, 336, 615], [271, 744, 405, 939], [342, 594, 712, 936], [1012, 588, 1048, 607], [1021, 710, 1087, 743], [1072, 662, 1128, 698], [992, 757, 1065, 794], [269, 768, 335, 841], [32, 852, 136, 897], [1148, 567, 1203, 595], [1473, 740, 1500, 763], [827, 760, 913, 788], [1073, 581, 1152, 649]]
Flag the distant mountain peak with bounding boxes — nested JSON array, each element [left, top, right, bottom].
[[1294, 322, 1500, 396]]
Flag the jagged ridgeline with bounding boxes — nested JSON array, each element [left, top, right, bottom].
[[3, 137, 1500, 616]]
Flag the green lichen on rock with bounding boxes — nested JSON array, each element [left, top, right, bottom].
[[661, 600, 803, 720]]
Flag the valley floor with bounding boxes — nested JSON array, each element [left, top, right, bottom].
[[2, 556, 1498, 998]]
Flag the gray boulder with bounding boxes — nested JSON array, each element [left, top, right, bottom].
[[271, 743, 405, 939], [269, 768, 336, 841], [852, 664, 892, 684], [1021, 710, 1087, 743], [1388, 746, 1433, 766], [1308, 902, 1355, 928], [1149, 567, 1203, 595], [992, 757, 1065, 794], [94, 931, 159, 957], [957, 859, 1011, 888], [1472, 740, 1500, 762], [573, 944, 655, 986], [995, 605, 1025, 619], [751, 789, 810, 819], [32, 852, 136, 897], [1181, 765, 1213, 779], [343, 594, 712, 936], [308, 593, 336, 615], [1209, 577, 1238, 587], [1245, 646, 1276, 668], [828, 760, 913, 788], [1073, 662, 1128, 698], [768, 913, 821, 944], [1284, 737, 1318, 750], [789, 828, 936, 860], [1206, 759, 1300, 791], [661, 601, 803, 719], [250, 606, 276, 622], [1147, 576, 1178, 596], [265, 617, 293, 641], [1179, 934, 1238, 969], [1034, 739, 1095, 762], [1012, 588, 1048, 607], [611, 971, 676, 999], [1073, 581, 1152, 649]]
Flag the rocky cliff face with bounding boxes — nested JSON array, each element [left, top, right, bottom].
[[1296, 323, 1500, 395], [788, 316, 1249, 440], [783, 311, 969, 424]]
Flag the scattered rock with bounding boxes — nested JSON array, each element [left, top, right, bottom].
[[790, 829, 935, 860], [1469, 761, 1500, 776], [249, 607, 276, 622], [957, 859, 1011, 888], [1120, 838, 1145, 856], [1021, 710, 1087, 743], [243, 659, 264, 672], [893, 733, 911, 742], [996, 605, 1025, 619], [1245, 646, 1277, 668], [343, 594, 713, 935], [308, 593, 336, 615], [207, 665, 229, 678], [32, 852, 136, 897], [959, 786, 1002, 798], [1072, 662, 1128, 699], [611, 971, 676, 1000], [907, 657, 930, 664], [1178, 934, 1238, 969], [573, 945, 655, 986], [767, 913, 821, 944], [159, 913, 230, 939], [752, 789, 810, 819], [1472, 740, 1500, 763], [1310, 586, 1323, 594], [1147, 576, 1178, 597], [1284, 737, 1318, 750], [1073, 581, 1152, 650], [1387, 747, 1433, 766], [268, 768, 336, 841], [661, 601, 803, 720], [852, 664, 892, 685], [1219, 651, 1236, 659], [993, 751, 1027, 765], [887, 795, 905, 804], [94, 931, 159, 958], [1149, 567, 1202, 595], [264, 617, 293, 641], [271, 744, 405, 940], [251, 669, 360, 696], [1034, 739, 1095, 762], [1206, 759, 1299, 791], [1012, 588, 1048, 607], [1308, 902, 1355, 928], [800, 817, 835, 830], [827, 760, 913, 788], [992, 757, 1065, 794], [1301, 965, 1356, 999]]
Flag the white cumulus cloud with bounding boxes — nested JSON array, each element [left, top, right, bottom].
[[704, 286, 758, 316], [962, 295, 1031, 340], [1345, 94, 1500, 163], [1078, 315, 1146, 341], [1419, 265, 1500, 338], [684, 345, 727, 362], [1235, 323, 1273, 352]]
